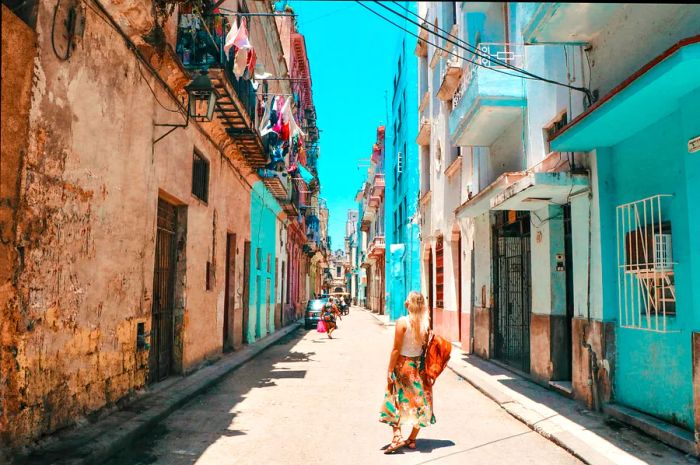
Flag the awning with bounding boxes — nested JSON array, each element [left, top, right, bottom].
[[552, 36, 700, 152], [454, 172, 527, 218], [297, 164, 315, 184], [490, 172, 589, 211]]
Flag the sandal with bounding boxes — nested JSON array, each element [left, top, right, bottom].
[[384, 433, 406, 454]]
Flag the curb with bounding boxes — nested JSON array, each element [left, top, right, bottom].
[[446, 360, 598, 465], [16, 322, 302, 465]]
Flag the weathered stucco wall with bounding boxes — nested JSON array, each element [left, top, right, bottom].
[[1, 4, 38, 450], [2, 0, 255, 449]]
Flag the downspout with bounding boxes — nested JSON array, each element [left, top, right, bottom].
[[582, 171, 600, 411]]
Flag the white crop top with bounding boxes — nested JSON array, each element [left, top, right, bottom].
[[400, 316, 424, 357]]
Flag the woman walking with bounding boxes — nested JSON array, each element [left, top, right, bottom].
[[321, 299, 342, 339], [379, 291, 435, 454]]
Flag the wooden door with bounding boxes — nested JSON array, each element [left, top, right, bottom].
[[223, 233, 236, 351], [150, 199, 177, 383]]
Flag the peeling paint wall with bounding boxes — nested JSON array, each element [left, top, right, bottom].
[[1, 0, 255, 449], [1, 4, 37, 451]]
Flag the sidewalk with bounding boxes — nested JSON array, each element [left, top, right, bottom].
[[361, 306, 394, 326], [447, 349, 699, 465], [12, 322, 302, 465]]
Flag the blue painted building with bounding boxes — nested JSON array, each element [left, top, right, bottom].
[[248, 182, 282, 343], [553, 37, 700, 437], [385, 7, 421, 321]]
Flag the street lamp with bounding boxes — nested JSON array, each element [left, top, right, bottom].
[[154, 70, 217, 144], [185, 70, 217, 122]]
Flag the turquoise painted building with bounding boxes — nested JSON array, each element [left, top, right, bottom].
[[553, 38, 700, 432], [248, 181, 282, 343], [385, 7, 421, 321]]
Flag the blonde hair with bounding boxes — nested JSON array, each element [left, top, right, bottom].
[[406, 291, 430, 345]]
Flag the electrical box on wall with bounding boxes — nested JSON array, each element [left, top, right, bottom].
[[556, 253, 565, 271]]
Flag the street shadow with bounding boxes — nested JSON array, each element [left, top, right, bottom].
[[379, 438, 455, 455], [457, 354, 696, 465], [410, 438, 456, 453], [89, 327, 314, 465], [410, 431, 533, 464]]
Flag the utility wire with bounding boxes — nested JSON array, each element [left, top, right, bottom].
[[380, 1, 592, 103], [355, 1, 539, 83]]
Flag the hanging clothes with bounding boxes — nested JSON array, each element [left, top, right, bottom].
[[223, 19, 238, 55], [260, 95, 277, 136], [233, 47, 249, 78], [244, 48, 257, 80]]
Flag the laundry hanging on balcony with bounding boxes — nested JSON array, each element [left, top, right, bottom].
[[224, 17, 254, 79]]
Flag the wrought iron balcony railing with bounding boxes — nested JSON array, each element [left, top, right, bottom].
[[176, 13, 258, 130]]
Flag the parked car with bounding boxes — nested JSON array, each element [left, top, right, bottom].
[[304, 298, 329, 329]]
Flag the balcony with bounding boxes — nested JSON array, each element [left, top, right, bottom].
[[437, 58, 464, 101], [414, 23, 428, 57], [490, 172, 589, 211], [367, 236, 386, 259], [416, 118, 431, 146], [523, 3, 624, 45], [259, 170, 288, 201], [449, 43, 527, 147], [176, 13, 266, 168], [371, 173, 385, 198]]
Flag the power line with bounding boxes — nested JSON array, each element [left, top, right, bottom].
[[378, 1, 592, 103], [355, 1, 539, 84]]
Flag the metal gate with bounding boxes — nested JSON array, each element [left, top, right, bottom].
[[150, 199, 177, 383], [492, 211, 531, 373]]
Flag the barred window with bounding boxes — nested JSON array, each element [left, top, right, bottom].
[[192, 151, 209, 203]]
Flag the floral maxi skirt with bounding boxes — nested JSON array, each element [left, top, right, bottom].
[[379, 355, 436, 428]]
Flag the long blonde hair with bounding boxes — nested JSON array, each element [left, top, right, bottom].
[[406, 291, 430, 345]]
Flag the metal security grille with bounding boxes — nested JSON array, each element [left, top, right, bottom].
[[150, 199, 177, 382], [492, 211, 531, 373], [192, 151, 209, 203]]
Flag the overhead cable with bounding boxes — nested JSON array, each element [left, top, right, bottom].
[[355, 1, 539, 83], [374, 1, 593, 104]]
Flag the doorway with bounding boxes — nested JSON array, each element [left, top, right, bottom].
[[492, 210, 532, 373], [150, 199, 177, 383], [223, 233, 236, 352], [427, 247, 434, 330], [562, 205, 574, 380], [242, 240, 251, 344]]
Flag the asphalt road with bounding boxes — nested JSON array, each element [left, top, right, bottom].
[[106, 308, 582, 465]]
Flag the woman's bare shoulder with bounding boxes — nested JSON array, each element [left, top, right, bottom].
[[395, 316, 408, 329]]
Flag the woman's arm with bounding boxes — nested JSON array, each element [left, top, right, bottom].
[[387, 320, 406, 387]]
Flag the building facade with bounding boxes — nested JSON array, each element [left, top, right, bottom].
[[415, 1, 700, 454], [385, 7, 422, 321], [358, 127, 387, 314], [1, 0, 323, 451]]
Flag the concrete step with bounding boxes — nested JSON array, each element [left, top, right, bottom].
[[603, 403, 697, 456]]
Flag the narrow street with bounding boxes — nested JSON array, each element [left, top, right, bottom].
[[106, 309, 581, 465]]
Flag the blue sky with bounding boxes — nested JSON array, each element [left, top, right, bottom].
[[291, 1, 403, 251]]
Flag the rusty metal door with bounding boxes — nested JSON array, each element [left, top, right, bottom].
[[150, 199, 177, 383], [492, 211, 531, 373]]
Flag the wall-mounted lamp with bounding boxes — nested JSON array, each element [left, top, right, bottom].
[[154, 70, 217, 144]]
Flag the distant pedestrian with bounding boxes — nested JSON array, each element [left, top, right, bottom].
[[379, 291, 435, 454], [321, 299, 342, 339]]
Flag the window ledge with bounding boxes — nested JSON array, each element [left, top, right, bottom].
[[445, 156, 462, 177]]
